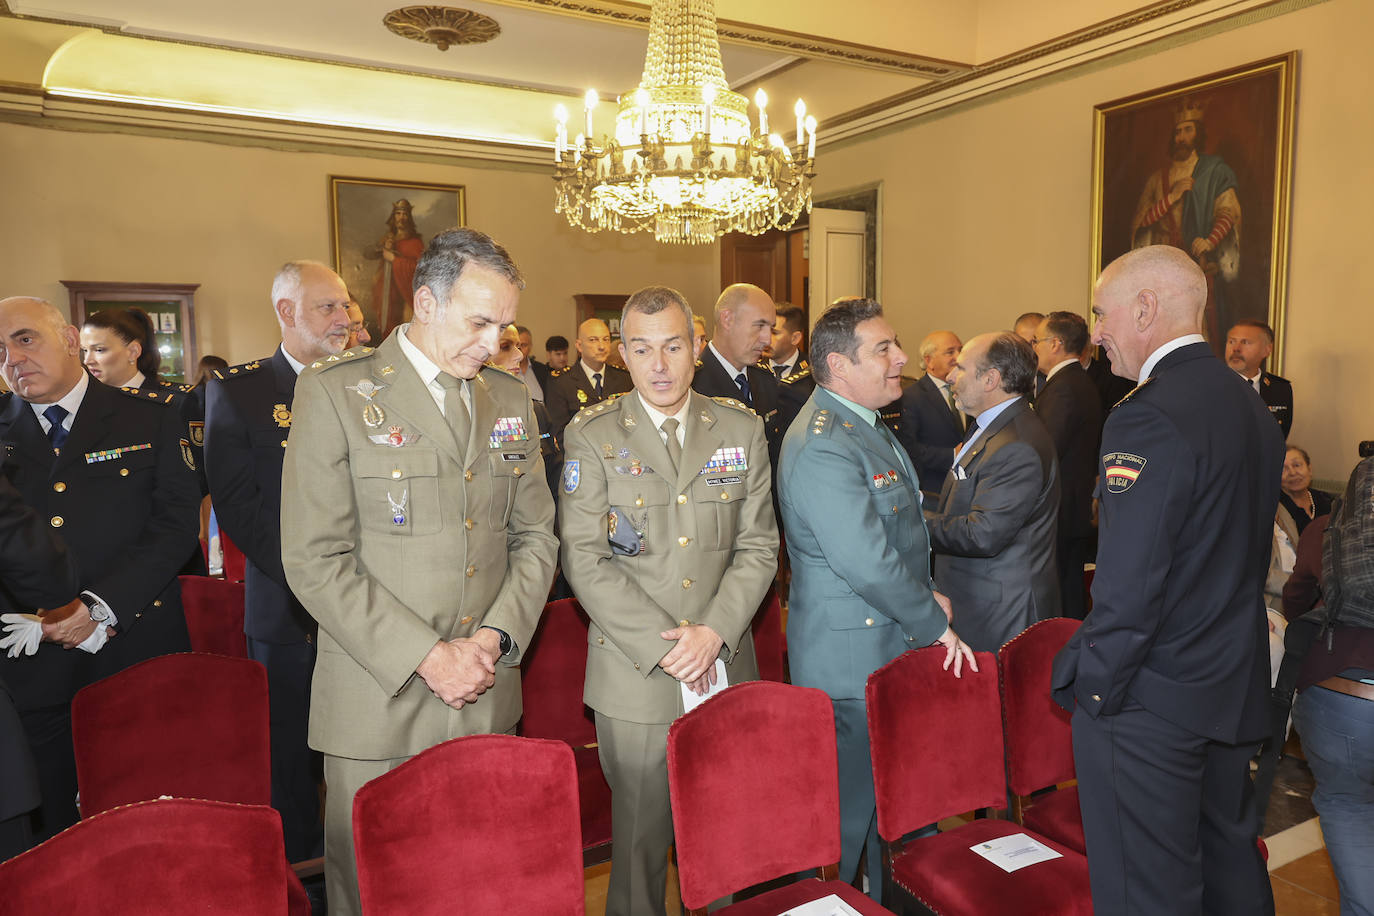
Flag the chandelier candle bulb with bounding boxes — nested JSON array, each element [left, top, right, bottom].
[[795, 99, 806, 147], [755, 88, 768, 135], [584, 89, 598, 141], [702, 84, 715, 136], [635, 88, 650, 136], [805, 115, 817, 159]]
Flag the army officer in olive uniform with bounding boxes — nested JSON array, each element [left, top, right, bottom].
[[281, 229, 558, 916], [561, 286, 778, 916]]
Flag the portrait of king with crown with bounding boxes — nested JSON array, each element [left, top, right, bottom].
[[1092, 54, 1297, 359]]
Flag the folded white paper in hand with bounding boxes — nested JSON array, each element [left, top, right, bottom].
[[0, 613, 44, 658]]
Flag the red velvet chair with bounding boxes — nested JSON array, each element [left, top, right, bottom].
[[71, 652, 270, 816], [220, 530, 247, 583], [0, 797, 302, 914], [518, 597, 614, 864], [179, 574, 249, 658], [667, 680, 896, 916], [998, 618, 1085, 854], [866, 647, 1092, 915], [352, 734, 584, 916], [750, 584, 786, 683]]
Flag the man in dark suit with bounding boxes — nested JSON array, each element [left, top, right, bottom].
[[516, 324, 551, 397], [1226, 320, 1292, 438], [204, 259, 352, 863], [1053, 246, 1281, 915], [692, 284, 783, 463], [925, 332, 1060, 651], [771, 304, 814, 435], [0, 474, 80, 858], [0, 296, 199, 844], [1032, 312, 1104, 620], [896, 330, 968, 498], [1082, 342, 1134, 419], [779, 298, 975, 900], [544, 318, 631, 440]]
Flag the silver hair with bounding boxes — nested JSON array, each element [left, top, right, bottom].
[[270, 260, 331, 325], [621, 286, 693, 339]]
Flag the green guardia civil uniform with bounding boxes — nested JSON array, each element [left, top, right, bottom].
[[559, 390, 778, 916], [280, 329, 558, 916]]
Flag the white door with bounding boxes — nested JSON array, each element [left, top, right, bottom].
[[807, 208, 867, 322]]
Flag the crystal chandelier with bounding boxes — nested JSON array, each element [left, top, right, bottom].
[[552, 0, 817, 245]]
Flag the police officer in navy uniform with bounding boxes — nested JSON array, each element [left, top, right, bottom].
[[544, 318, 632, 441], [1052, 247, 1281, 915], [1225, 320, 1292, 439], [204, 260, 352, 864], [0, 296, 199, 845], [0, 473, 81, 859]]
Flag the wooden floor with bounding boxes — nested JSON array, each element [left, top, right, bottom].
[[583, 860, 681, 916]]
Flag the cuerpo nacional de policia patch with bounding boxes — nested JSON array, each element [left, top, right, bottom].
[[1103, 452, 1146, 494], [563, 459, 580, 494]]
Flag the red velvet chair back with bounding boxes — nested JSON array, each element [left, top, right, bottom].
[[353, 734, 584, 916], [179, 574, 249, 658], [220, 530, 247, 583], [998, 617, 1079, 796], [0, 798, 292, 914], [519, 598, 596, 746], [751, 585, 786, 683], [667, 681, 840, 910], [865, 647, 1002, 840], [71, 652, 271, 816]]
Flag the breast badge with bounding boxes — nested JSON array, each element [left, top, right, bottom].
[[272, 404, 292, 428], [347, 379, 389, 429], [368, 426, 420, 448]]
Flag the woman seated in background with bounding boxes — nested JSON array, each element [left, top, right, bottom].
[[1278, 445, 1333, 543], [80, 307, 185, 396]]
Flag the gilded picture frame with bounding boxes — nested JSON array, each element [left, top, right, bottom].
[[329, 176, 467, 340], [1089, 53, 1297, 369]]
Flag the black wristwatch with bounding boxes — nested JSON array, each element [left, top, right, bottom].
[[484, 626, 512, 657]]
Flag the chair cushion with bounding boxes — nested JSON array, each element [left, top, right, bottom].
[[1022, 787, 1085, 855], [891, 818, 1092, 916], [715, 878, 894, 915]]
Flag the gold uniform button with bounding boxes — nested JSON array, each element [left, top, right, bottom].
[[513, 467, 524, 478], [633, 663, 641, 670], [119, 469, 130, 477], [135, 612, 142, 619], [460, 615, 474, 625], [634, 497, 644, 507], [865, 617, 874, 626], [464, 518, 474, 530], [50, 516, 63, 528], [465, 565, 476, 577], [720, 491, 730, 501], [153, 600, 162, 608], [678, 619, 690, 627], [464, 470, 474, 481], [682, 578, 693, 589], [597, 637, 605, 645], [892, 505, 898, 513], [1091, 694, 1102, 702], [391, 469, 402, 479], [677, 494, 688, 505], [678, 536, 690, 547], [53, 482, 66, 493], [281, 440, 288, 449]]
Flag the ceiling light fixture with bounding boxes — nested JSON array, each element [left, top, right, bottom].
[[383, 6, 501, 52], [553, 0, 816, 245]]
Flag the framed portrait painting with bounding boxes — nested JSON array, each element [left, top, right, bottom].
[[329, 177, 466, 339], [1090, 53, 1297, 367]]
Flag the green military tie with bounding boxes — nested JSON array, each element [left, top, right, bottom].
[[436, 372, 471, 457], [661, 418, 682, 474]]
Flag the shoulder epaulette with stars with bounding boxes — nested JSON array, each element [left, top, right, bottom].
[[694, 358, 704, 369], [807, 408, 832, 436], [550, 366, 572, 377], [212, 359, 264, 381], [1111, 376, 1154, 410], [780, 366, 812, 384], [310, 346, 374, 371], [570, 396, 622, 426], [116, 386, 180, 405], [708, 396, 752, 414]]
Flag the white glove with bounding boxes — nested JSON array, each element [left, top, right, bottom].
[[0, 613, 44, 658]]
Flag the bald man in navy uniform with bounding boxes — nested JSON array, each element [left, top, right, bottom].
[[1053, 246, 1280, 915]]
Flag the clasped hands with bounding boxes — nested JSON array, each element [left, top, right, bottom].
[[416, 628, 503, 709], [1, 598, 111, 657], [659, 624, 723, 696]]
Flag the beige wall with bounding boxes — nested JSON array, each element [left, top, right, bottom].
[[0, 122, 719, 364], [816, 0, 1374, 480]]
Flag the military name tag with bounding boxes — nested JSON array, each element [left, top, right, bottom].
[[501, 452, 527, 461], [705, 476, 741, 486]]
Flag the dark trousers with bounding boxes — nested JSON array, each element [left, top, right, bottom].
[[18, 704, 78, 846], [833, 699, 883, 902], [1072, 703, 1273, 916], [1057, 535, 1094, 620], [246, 636, 322, 862]]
